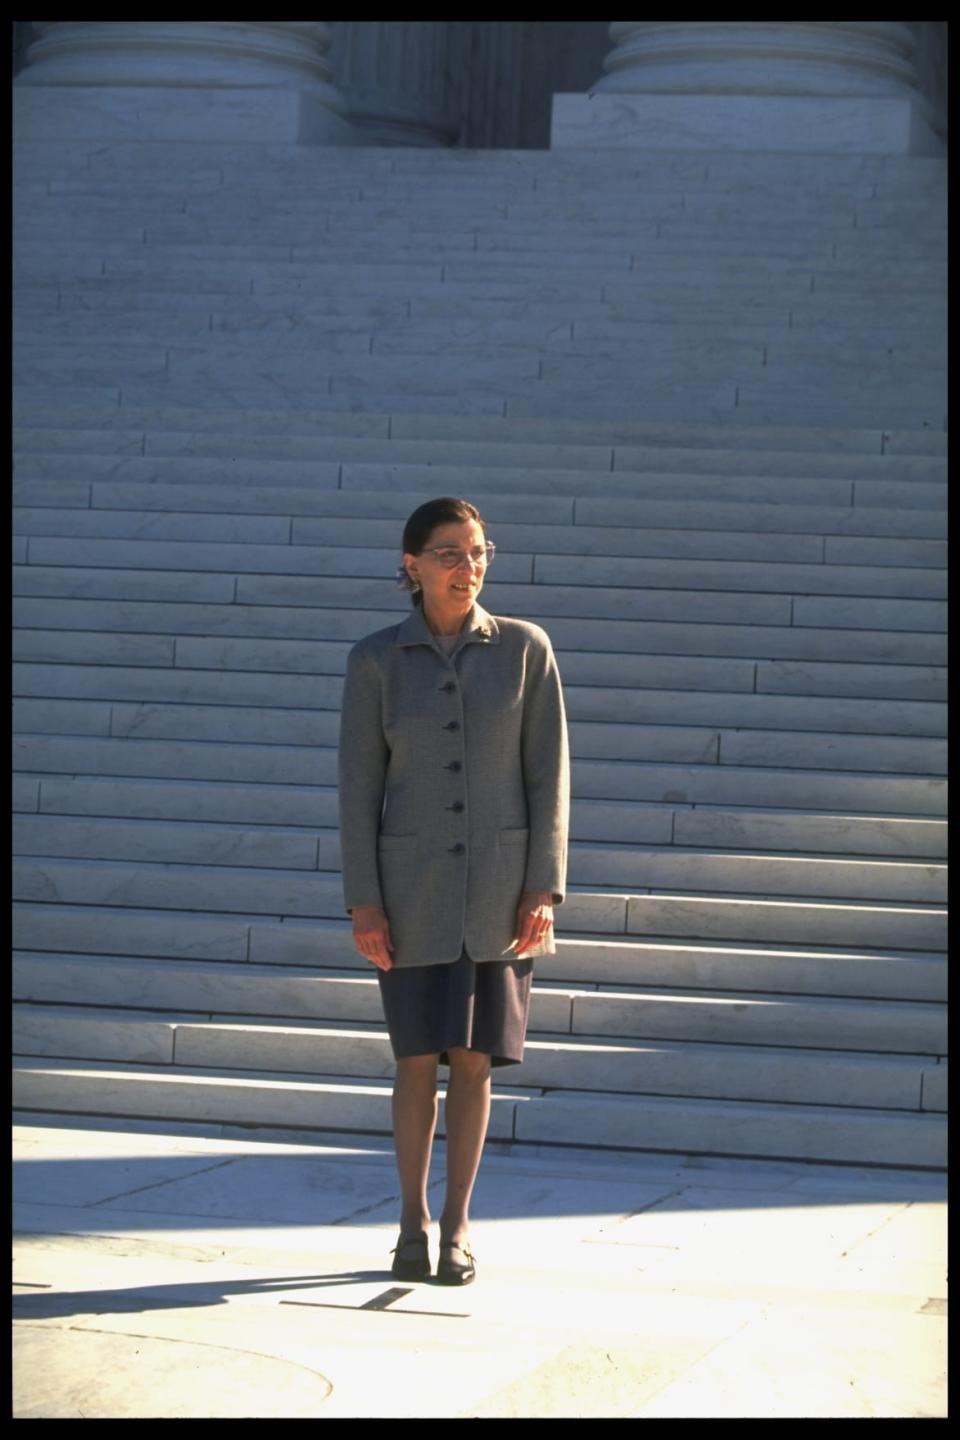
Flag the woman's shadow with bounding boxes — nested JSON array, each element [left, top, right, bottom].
[[14, 1266, 466, 1321]]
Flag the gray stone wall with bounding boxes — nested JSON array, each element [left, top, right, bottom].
[[12, 21, 35, 77], [909, 21, 947, 139]]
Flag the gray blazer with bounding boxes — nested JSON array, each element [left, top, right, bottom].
[[337, 599, 570, 968]]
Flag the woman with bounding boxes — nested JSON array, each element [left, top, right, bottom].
[[337, 496, 570, 1287]]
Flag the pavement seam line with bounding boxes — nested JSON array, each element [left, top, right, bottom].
[[53, 1323, 337, 1384], [85, 1155, 241, 1208]]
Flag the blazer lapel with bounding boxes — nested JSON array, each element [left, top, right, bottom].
[[395, 601, 501, 650]]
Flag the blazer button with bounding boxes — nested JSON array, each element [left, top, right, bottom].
[[443, 720, 460, 731], [449, 801, 465, 812], [446, 760, 462, 772], [440, 681, 456, 692], [449, 842, 465, 854]]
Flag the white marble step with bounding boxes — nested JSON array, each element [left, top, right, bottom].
[[11, 514, 949, 598], [20, 216, 938, 253], [469, 581, 944, 632], [16, 310, 945, 370], [14, 429, 612, 474], [10, 383, 807, 431], [12, 567, 949, 639], [13, 770, 946, 858], [5, 1055, 525, 1146], [14, 563, 238, 605], [18, 229, 941, 282], [22, 285, 413, 316], [10, 732, 339, 786], [12, 457, 947, 517], [10, 814, 947, 903], [11, 551, 921, 630], [571, 757, 946, 810], [13, 766, 944, 840], [13, 425, 947, 486], [11, 899, 266, 965], [568, 844, 946, 904], [17, 287, 945, 341], [8, 720, 943, 821], [565, 681, 944, 738], [20, 221, 890, 268], [10, 1056, 946, 1168], [11, 626, 946, 706], [12, 315, 948, 370], [9, 907, 947, 1001], [11, 596, 948, 666], [25, 358, 939, 427], [615, 893, 946, 951], [11, 398, 942, 457], [509, 388, 944, 432], [10, 856, 947, 949], [13, 478, 948, 540], [12, 258, 854, 309], [21, 182, 921, 217], [573, 801, 946, 858], [15, 339, 548, 384], [14, 254, 940, 309], [19, 185, 942, 223], [15, 268, 888, 310], [574, 317, 944, 355], [14, 199, 937, 251], [11, 718, 947, 796], [7, 506, 837, 564], [14, 135, 942, 169], [511, 1086, 945, 1168], [724, 395, 945, 434], [9, 662, 942, 794], [10, 1002, 945, 1111], [20, 194, 943, 232], [14, 775, 40, 809], [539, 935, 945, 1003], [13, 813, 326, 870], [48, 698, 327, 772], [19, 240, 940, 283], [24, 218, 941, 265], [11, 655, 947, 738], [530, 554, 944, 601], [8, 624, 729, 695], [12, 953, 947, 1051]]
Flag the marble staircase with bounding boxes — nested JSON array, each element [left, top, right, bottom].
[[12, 140, 947, 1168]]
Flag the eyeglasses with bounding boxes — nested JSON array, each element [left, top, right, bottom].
[[422, 543, 496, 569]]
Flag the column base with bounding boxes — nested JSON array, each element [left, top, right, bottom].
[[551, 93, 944, 156], [13, 85, 356, 146]]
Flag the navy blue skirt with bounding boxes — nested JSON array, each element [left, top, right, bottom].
[[376, 943, 534, 1068]]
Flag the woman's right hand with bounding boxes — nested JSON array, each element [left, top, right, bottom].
[[350, 905, 395, 971]]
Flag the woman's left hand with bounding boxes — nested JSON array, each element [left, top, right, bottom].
[[512, 890, 554, 958]]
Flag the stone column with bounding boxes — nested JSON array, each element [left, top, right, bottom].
[[329, 21, 460, 147], [552, 21, 943, 155], [14, 21, 354, 145]]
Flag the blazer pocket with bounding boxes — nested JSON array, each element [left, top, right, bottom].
[[377, 833, 418, 851], [499, 827, 530, 846]]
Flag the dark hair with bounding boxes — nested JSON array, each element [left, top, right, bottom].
[[400, 497, 487, 608]]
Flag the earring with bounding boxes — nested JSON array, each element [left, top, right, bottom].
[[395, 564, 421, 592]]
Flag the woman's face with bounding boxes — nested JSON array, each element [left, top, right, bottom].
[[404, 518, 488, 615]]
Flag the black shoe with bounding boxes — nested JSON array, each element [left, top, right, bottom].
[[390, 1230, 431, 1280], [437, 1239, 476, 1286]]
